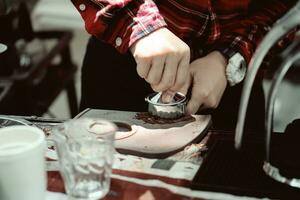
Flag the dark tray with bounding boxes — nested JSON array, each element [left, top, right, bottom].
[[191, 131, 300, 199]]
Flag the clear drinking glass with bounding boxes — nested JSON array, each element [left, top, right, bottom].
[[52, 118, 117, 200]]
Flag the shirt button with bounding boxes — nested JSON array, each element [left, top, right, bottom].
[[79, 4, 86, 11], [115, 37, 122, 47]]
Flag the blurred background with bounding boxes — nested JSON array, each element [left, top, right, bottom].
[[31, 0, 89, 119], [1, 0, 300, 132], [0, 0, 89, 119]]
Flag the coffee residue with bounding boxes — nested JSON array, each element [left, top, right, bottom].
[[135, 112, 195, 124]]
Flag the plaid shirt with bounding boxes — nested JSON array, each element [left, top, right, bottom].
[[71, 0, 295, 63]]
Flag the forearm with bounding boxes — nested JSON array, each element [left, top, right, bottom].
[[71, 0, 167, 53]]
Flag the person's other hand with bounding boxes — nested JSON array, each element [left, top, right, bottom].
[[130, 28, 190, 103], [182, 51, 228, 114]]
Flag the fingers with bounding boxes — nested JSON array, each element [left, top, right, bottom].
[[186, 86, 220, 114], [177, 73, 191, 96], [186, 84, 204, 114], [145, 56, 165, 85], [152, 52, 190, 92], [157, 54, 178, 90], [150, 53, 190, 104], [136, 59, 151, 79], [161, 90, 176, 103], [150, 54, 177, 92], [131, 28, 191, 94], [171, 52, 190, 92], [160, 64, 190, 104]]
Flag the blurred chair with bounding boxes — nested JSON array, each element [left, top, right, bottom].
[[235, 0, 300, 189]]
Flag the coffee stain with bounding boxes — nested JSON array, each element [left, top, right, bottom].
[[135, 112, 195, 125]]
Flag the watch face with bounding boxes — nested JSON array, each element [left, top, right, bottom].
[[226, 52, 247, 86]]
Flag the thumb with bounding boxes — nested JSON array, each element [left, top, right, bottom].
[[177, 74, 191, 96], [186, 80, 202, 115]]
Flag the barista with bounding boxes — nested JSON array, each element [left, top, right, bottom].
[[71, 0, 296, 131]]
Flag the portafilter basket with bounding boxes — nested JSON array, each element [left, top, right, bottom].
[[145, 92, 187, 119]]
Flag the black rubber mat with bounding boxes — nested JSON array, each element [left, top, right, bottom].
[[191, 132, 300, 199]]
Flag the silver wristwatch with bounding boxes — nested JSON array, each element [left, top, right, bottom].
[[225, 52, 247, 86]]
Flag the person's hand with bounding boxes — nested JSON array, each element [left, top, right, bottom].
[[182, 51, 228, 114], [130, 28, 190, 102]]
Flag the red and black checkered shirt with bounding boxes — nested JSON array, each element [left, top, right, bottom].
[[71, 0, 295, 63]]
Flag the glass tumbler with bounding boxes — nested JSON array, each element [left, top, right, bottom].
[[52, 118, 117, 200]]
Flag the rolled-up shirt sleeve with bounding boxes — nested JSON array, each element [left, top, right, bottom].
[[71, 0, 167, 53], [215, 0, 297, 64]]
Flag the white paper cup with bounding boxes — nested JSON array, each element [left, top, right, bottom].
[[0, 125, 47, 200]]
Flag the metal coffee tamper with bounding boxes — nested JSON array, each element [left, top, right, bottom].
[[145, 92, 187, 119]]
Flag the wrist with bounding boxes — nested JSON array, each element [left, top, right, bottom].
[[130, 27, 167, 55], [208, 51, 228, 73], [213, 50, 228, 67]]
